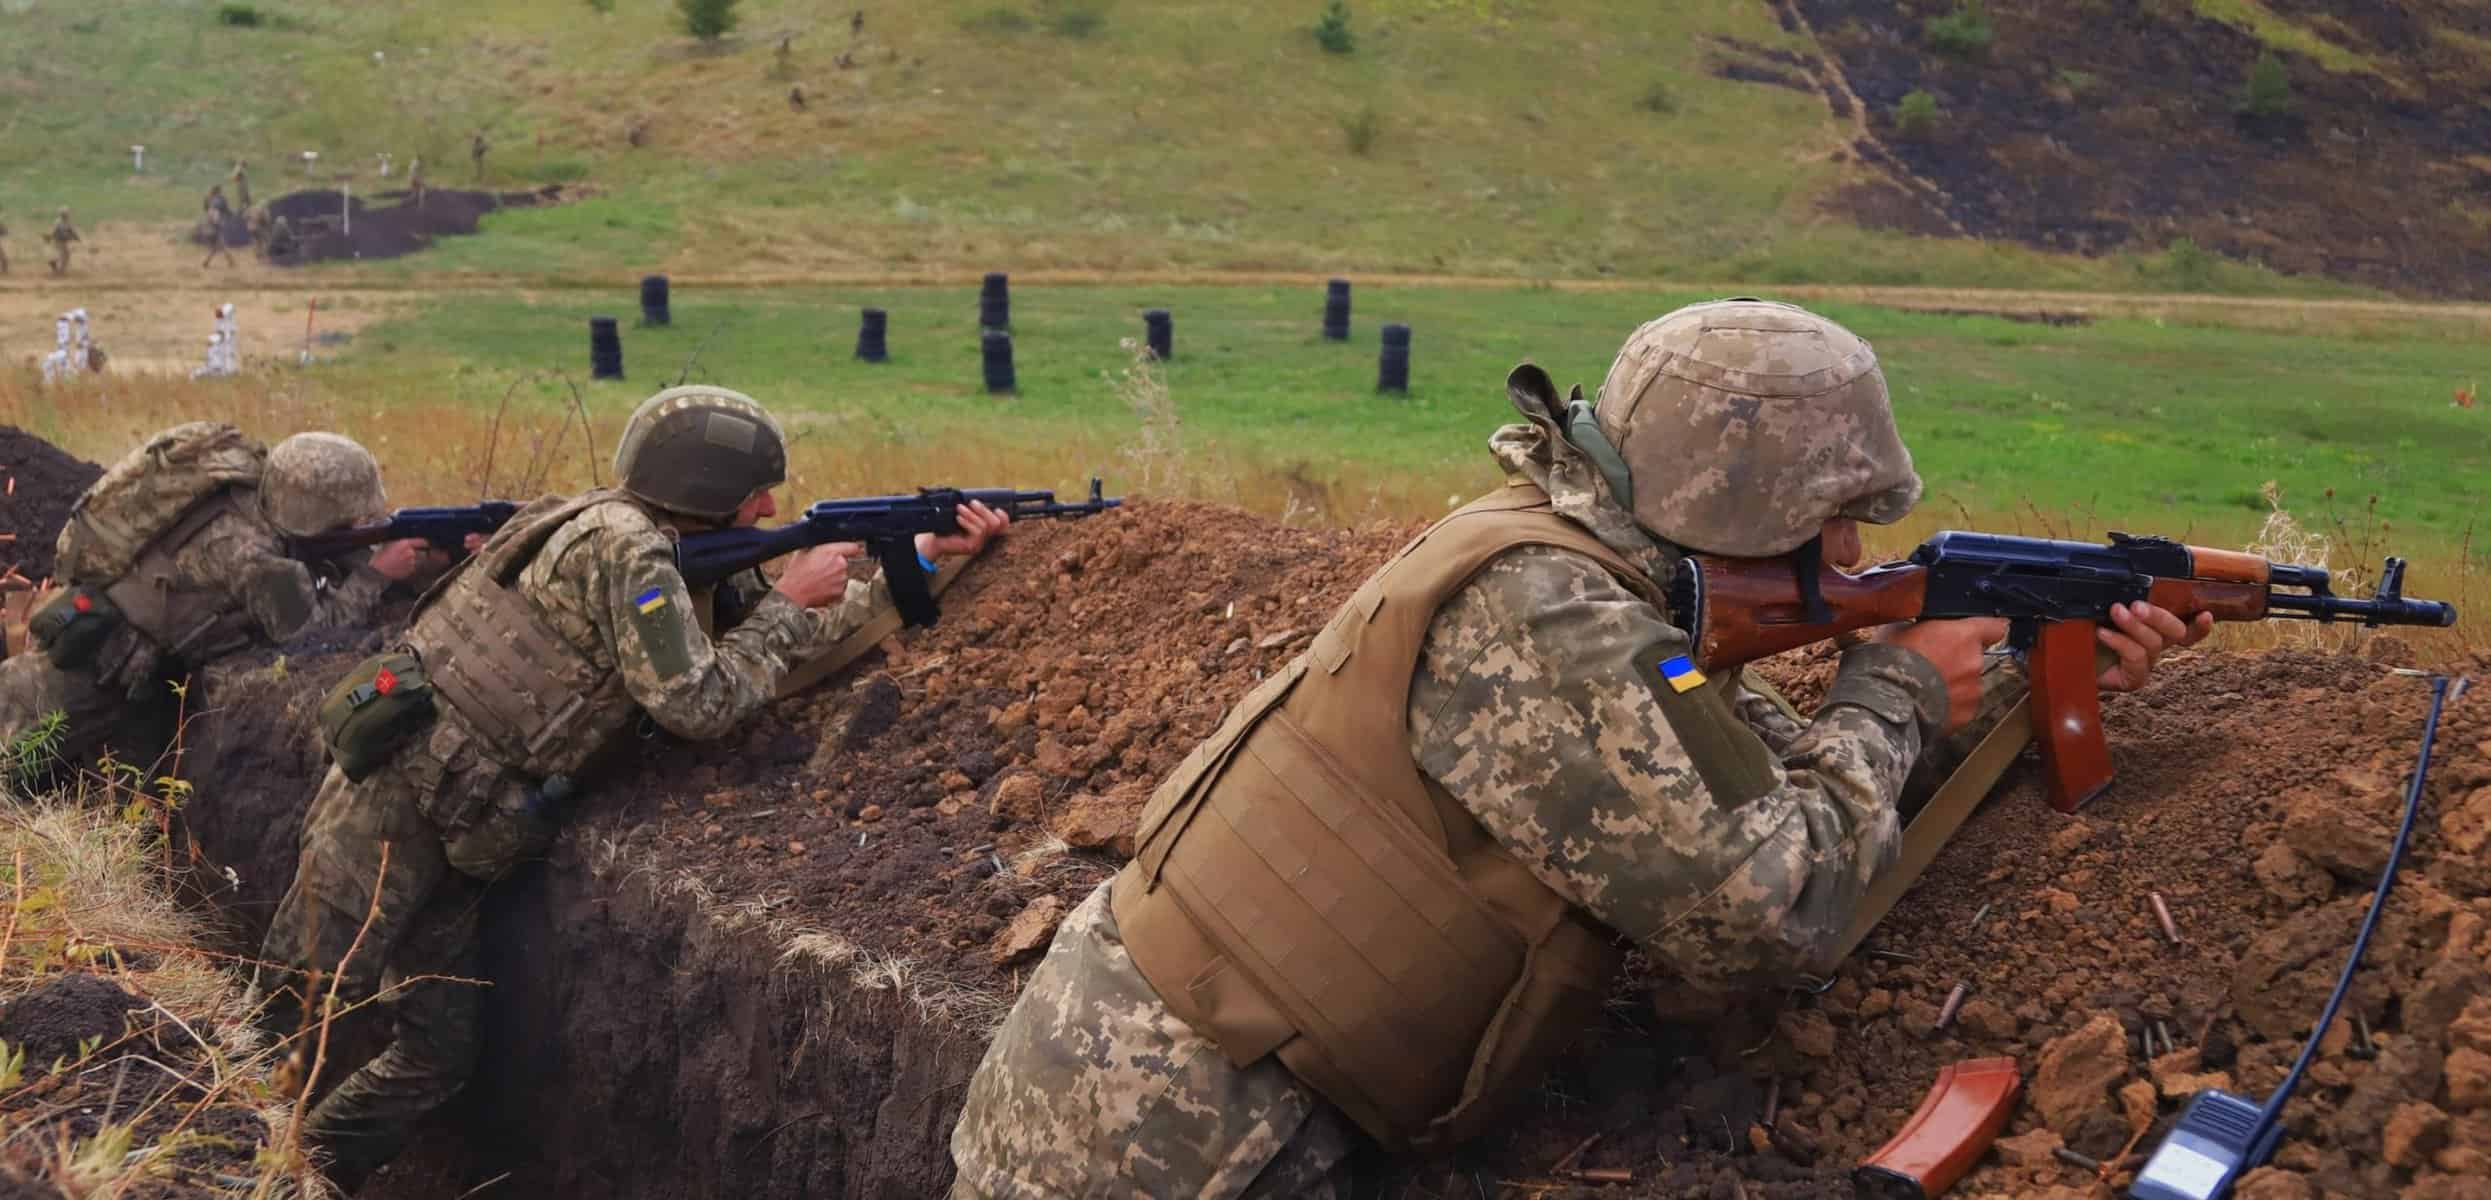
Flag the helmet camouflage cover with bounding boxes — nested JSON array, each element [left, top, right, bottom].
[[1593, 299, 1920, 558], [261, 432, 388, 538], [611, 385, 788, 520]]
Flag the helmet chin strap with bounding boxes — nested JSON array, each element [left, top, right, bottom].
[[1560, 396, 1635, 511]]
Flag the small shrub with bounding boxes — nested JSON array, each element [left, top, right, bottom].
[[216, 3, 261, 27], [1043, 0, 1107, 38], [1894, 89, 1943, 139], [676, 0, 741, 41], [1922, 0, 1993, 58], [2237, 51, 2292, 117], [962, 6, 1033, 34], [1636, 81, 1677, 115], [2160, 237, 2217, 290], [1341, 103, 1382, 156], [1315, 0, 1355, 55]]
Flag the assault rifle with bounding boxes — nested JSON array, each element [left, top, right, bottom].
[[674, 479, 1121, 627], [1671, 531, 2457, 812], [288, 501, 522, 563]]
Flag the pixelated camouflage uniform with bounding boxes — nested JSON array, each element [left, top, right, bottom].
[[949, 396, 2025, 1199], [257, 493, 891, 1186], [0, 499, 392, 776], [46, 215, 78, 275]]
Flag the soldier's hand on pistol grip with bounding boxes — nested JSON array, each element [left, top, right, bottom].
[[772, 541, 857, 608]]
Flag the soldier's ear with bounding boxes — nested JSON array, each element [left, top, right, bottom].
[[1506, 363, 1564, 423]]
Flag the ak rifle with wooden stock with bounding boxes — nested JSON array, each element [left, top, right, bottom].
[[287, 501, 522, 563], [1671, 531, 2457, 812], [673, 479, 1121, 628]]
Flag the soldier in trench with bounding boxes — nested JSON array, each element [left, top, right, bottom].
[[0, 426, 443, 780], [946, 299, 2210, 1198], [254, 385, 1012, 1191]]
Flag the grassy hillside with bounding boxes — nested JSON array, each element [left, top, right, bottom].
[[0, 0, 2373, 292]]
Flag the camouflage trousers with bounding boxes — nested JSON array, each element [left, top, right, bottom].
[[0, 653, 178, 781], [948, 881, 1359, 1200], [947, 678, 2031, 1198], [256, 763, 488, 1188]]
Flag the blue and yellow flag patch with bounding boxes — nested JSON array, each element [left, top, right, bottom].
[[634, 586, 668, 615], [1657, 654, 1706, 694]]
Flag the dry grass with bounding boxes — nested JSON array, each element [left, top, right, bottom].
[[0, 784, 335, 1199]]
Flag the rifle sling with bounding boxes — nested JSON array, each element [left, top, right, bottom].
[[772, 546, 981, 699], [1831, 697, 2034, 967]]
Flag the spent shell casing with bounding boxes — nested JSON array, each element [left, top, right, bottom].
[[1935, 982, 1970, 1033], [2053, 1146, 2103, 1171], [2149, 892, 2183, 944], [2155, 1020, 2174, 1056]]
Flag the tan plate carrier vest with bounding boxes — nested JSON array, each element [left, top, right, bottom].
[[102, 494, 260, 666], [1114, 483, 1667, 1151], [405, 490, 641, 780]]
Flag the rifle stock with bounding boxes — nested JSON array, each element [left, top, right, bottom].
[[1677, 530, 2457, 813]]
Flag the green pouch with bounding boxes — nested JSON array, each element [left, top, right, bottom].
[[28, 586, 124, 670], [318, 651, 440, 781]]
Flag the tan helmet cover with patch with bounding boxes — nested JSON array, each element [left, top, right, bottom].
[[611, 385, 790, 520], [261, 432, 388, 538], [1594, 299, 1921, 557]]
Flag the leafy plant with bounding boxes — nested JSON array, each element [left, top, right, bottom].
[[1314, 0, 1356, 55], [1922, 0, 1994, 58], [2237, 51, 2292, 117], [216, 3, 262, 27], [676, 0, 741, 41], [1341, 103, 1382, 156], [1894, 89, 1943, 139], [1636, 81, 1677, 115]]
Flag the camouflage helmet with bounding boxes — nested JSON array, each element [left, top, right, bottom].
[[261, 432, 389, 538], [611, 385, 788, 520], [1586, 299, 1920, 557]]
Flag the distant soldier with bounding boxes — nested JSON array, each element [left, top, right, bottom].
[[46, 209, 79, 276], [202, 186, 237, 268], [231, 160, 252, 210], [264, 214, 298, 263], [469, 132, 488, 181], [407, 156, 424, 198], [0, 213, 9, 275], [789, 84, 807, 111]]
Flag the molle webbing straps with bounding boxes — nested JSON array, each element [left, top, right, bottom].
[[103, 495, 253, 658]]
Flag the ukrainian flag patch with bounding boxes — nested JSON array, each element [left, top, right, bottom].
[[1657, 654, 1706, 694], [634, 586, 668, 615]]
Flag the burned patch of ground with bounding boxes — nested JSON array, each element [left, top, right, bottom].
[[256, 186, 570, 266], [1784, 0, 2491, 298]]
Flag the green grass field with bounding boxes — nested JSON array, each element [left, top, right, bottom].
[[0, 0, 2365, 294], [337, 281, 2490, 561]]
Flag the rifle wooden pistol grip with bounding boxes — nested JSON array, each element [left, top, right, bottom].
[[1854, 1056, 2023, 1200], [2029, 618, 2113, 813]]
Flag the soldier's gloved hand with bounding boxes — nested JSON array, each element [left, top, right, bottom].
[[1875, 616, 2012, 735], [368, 536, 443, 582], [772, 541, 857, 608]]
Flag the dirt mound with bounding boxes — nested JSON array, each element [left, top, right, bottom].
[[0, 428, 101, 586], [0, 972, 143, 1067], [593, 500, 1419, 988], [0, 973, 268, 1196], [259, 186, 567, 265], [152, 483, 2489, 1197], [1777, 0, 2491, 298]]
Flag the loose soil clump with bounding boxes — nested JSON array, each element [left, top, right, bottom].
[[0, 428, 102, 585]]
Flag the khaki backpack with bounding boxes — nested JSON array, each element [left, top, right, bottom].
[[54, 422, 266, 584]]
